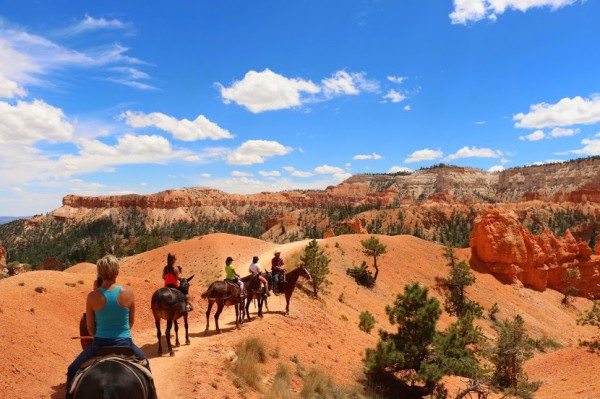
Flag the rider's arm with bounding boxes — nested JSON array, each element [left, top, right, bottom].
[[129, 299, 136, 329], [85, 292, 96, 337]]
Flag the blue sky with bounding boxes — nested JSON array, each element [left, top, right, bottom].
[[1, 0, 599, 215]]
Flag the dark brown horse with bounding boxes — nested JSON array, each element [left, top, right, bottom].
[[70, 348, 156, 399], [266, 265, 311, 315], [241, 274, 268, 320], [201, 280, 244, 333], [150, 275, 194, 356]]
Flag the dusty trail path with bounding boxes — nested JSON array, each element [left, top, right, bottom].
[[136, 240, 312, 398]]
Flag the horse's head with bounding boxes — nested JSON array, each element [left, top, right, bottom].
[[178, 274, 195, 295], [300, 265, 311, 280]]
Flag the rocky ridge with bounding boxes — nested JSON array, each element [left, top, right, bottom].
[[470, 209, 600, 298], [42, 157, 600, 226]]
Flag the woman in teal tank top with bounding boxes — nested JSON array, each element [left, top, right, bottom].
[[66, 255, 150, 397]]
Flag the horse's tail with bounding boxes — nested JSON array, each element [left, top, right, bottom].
[[201, 284, 214, 299]]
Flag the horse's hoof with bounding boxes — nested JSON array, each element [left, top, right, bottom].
[[175, 343, 180, 347], [169, 351, 175, 356], [259, 314, 263, 318], [217, 330, 222, 334], [186, 340, 191, 345]]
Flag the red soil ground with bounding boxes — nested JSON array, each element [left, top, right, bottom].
[[0, 233, 598, 398]]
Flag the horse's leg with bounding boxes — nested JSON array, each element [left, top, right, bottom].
[[184, 313, 190, 345], [285, 291, 292, 315], [205, 301, 213, 332], [154, 317, 163, 355], [258, 296, 263, 318], [174, 319, 180, 347], [264, 295, 269, 312], [166, 318, 174, 356], [245, 297, 251, 321], [215, 301, 224, 334], [234, 300, 240, 329]]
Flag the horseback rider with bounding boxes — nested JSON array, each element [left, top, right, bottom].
[[224, 256, 245, 298], [162, 253, 192, 311], [162, 253, 181, 288], [66, 255, 151, 398], [271, 250, 286, 295], [249, 256, 270, 296]]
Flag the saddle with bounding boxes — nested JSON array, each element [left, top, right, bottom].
[[70, 347, 152, 396]]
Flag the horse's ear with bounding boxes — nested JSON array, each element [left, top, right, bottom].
[[187, 274, 195, 282]]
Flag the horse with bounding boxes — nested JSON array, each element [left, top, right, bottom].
[[266, 265, 311, 315], [150, 275, 194, 356], [241, 273, 268, 320], [70, 347, 156, 399], [201, 280, 244, 333]]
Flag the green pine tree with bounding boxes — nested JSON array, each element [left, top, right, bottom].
[[363, 282, 442, 393], [300, 239, 331, 297], [360, 236, 387, 283]]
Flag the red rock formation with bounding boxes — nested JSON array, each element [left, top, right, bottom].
[[470, 209, 600, 298], [321, 218, 368, 238], [0, 240, 6, 269]]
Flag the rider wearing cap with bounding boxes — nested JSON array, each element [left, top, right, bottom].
[[271, 250, 285, 295]]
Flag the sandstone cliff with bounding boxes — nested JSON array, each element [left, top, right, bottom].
[[470, 209, 600, 298], [0, 240, 6, 269]]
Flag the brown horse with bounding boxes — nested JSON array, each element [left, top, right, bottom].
[[71, 347, 156, 399], [266, 265, 311, 315], [201, 280, 244, 333], [241, 274, 268, 320], [150, 275, 194, 356]]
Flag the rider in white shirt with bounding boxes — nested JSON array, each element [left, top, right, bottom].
[[249, 256, 270, 296]]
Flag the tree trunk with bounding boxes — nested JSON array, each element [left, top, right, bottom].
[[373, 256, 379, 282]]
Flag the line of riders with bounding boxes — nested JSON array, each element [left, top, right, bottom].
[[65, 250, 288, 398]]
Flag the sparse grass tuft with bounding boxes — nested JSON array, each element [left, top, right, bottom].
[[29, 307, 35, 314], [65, 282, 76, 288], [232, 337, 267, 390], [264, 363, 295, 399], [77, 280, 85, 285], [35, 286, 47, 293], [18, 282, 24, 287], [300, 368, 369, 398]]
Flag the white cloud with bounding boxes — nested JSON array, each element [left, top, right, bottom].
[[66, 15, 133, 35], [0, 26, 151, 92], [446, 146, 503, 160], [353, 152, 382, 160], [404, 105, 411, 111], [549, 127, 579, 137], [404, 149, 444, 163], [315, 165, 345, 174], [488, 165, 505, 172], [322, 70, 379, 97], [500, 157, 510, 164], [569, 138, 600, 156], [450, 0, 579, 24], [218, 69, 320, 113], [475, 121, 486, 125], [231, 170, 253, 177], [387, 166, 413, 174], [227, 140, 292, 165], [0, 133, 198, 186], [0, 99, 73, 145], [200, 173, 211, 178], [387, 76, 406, 84], [259, 170, 281, 177], [121, 110, 234, 141], [519, 130, 545, 141], [283, 166, 313, 178], [383, 89, 406, 103], [0, 72, 26, 98], [514, 95, 600, 129]]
